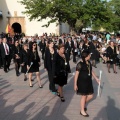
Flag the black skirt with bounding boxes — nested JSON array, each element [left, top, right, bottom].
[[54, 71, 68, 87], [21, 64, 27, 73], [28, 61, 40, 73]]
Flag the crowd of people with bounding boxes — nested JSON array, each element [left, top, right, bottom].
[[0, 31, 120, 117]]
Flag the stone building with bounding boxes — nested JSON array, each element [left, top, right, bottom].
[[0, 0, 70, 36]]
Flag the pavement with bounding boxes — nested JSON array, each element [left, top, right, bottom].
[[0, 54, 120, 120]]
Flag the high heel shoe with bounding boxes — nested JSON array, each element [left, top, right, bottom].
[[80, 111, 89, 117], [114, 71, 117, 74], [60, 97, 65, 102], [39, 85, 43, 88], [29, 84, 33, 87], [57, 92, 60, 97]]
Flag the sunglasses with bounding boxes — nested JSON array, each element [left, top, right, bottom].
[[33, 44, 36, 46]]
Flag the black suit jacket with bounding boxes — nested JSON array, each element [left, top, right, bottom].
[[44, 48, 57, 71], [38, 41, 46, 51], [0, 43, 11, 58], [71, 41, 79, 52], [59, 39, 65, 45]]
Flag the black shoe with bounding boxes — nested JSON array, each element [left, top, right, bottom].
[[94, 66, 97, 68], [16, 73, 20, 76], [30, 85, 33, 87], [8, 68, 10, 71], [24, 78, 27, 81], [57, 92, 60, 97], [4, 70, 8, 73], [39, 85, 43, 88], [103, 61, 106, 64], [31, 79, 34, 81], [114, 71, 117, 74], [80, 112, 89, 117], [108, 70, 110, 73], [61, 97, 65, 102]]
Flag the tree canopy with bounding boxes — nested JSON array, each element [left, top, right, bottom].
[[19, 0, 120, 32]]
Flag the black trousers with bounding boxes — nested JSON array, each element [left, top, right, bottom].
[[14, 59, 20, 75], [73, 52, 77, 62], [2, 55, 11, 71], [41, 50, 45, 60], [0, 57, 3, 68], [48, 71, 56, 92]]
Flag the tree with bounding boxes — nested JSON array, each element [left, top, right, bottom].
[[19, 0, 114, 32], [107, 0, 120, 32]]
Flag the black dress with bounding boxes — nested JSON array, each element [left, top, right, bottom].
[[54, 53, 71, 87], [20, 49, 30, 73], [28, 50, 40, 73], [106, 46, 117, 64], [89, 42, 98, 60], [76, 61, 94, 95]]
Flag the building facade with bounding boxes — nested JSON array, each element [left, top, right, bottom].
[[0, 0, 70, 36]]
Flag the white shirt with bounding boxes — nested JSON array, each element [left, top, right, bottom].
[[3, 43, 9, 55]]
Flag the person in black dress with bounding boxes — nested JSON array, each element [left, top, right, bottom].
[[89, 41, 98, 68], [38, 38, 46, 60], [44, 39, 57, 94], [54, 44, 71, 102], [74, 50, 100, 117], [20, 43, 30, 81], [106, 41, 117, 73], [27, 42, 42, 87], [13, 40, 21, 76]]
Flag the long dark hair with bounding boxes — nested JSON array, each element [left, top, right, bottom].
[[81, 50, 90, 63], [31, 42, 37, 51]]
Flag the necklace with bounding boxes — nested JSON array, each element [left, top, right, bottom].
[[33, 50, 36, 60], [59, 53, 67, 65], [86, 61, 90, 76]]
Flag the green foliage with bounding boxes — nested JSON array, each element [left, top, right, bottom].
[[19, 0, 120, 32]]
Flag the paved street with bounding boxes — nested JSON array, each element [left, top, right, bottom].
[[0, 54, 120, 120]]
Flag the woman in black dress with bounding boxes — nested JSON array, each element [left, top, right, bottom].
[[89, 41, 98, 68], [106, 41, 117, 73], [27, 42, 42, 87], [54, 44, 71, 102], [74, 50, 100, 117], [44, 39, 57, 94], [20, 43, 30, 81], [13, 40, 21, 76]]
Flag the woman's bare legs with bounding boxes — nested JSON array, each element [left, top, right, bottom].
[[28, 73, 33, 86], [36, 72, 42, 87]]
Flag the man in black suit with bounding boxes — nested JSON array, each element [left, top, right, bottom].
[[0, 36, 11, 72], [71, 38, 79, 63], [59, 38, 65, 45], [65, 37, 73, 60], [38, 38, 46, 60], [0, 36, 3, 69]]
